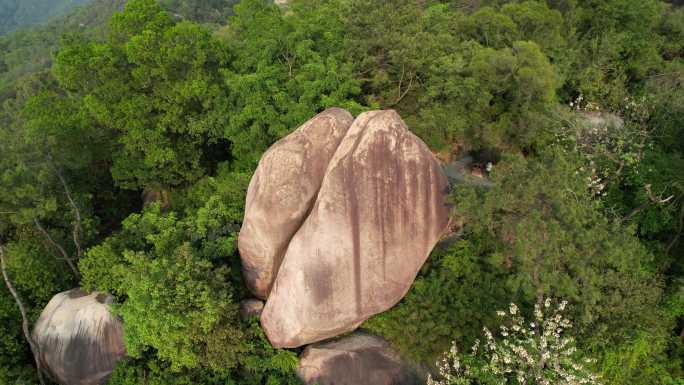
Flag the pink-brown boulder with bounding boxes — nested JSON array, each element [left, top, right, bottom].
[[261, 110, 450, 348], [297, 333, 419, 385], [32, 288, 126, 385], [239, 299, 265, 319], [238, 108, 354, 299]]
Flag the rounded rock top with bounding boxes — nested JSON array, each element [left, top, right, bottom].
[[33, 288, 126, 385]]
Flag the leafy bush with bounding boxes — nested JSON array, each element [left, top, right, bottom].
[[365, 239, 508, 364], [80, 167, 250, 372]]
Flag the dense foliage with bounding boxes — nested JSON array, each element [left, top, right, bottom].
[[159, 0, 238, 24], [0, 0, 682, 384]]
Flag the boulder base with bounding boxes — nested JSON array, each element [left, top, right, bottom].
[[298, 333, 419, 385], [261, 110, 450, 348], [33, 288, 125, 385], [240, 299, 265, 319]]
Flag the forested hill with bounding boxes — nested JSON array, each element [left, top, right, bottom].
[[0, 0, 683, 385], [0, 0, 126, 97], [0, 0, 238, 99], [0, 0, 93, 36]]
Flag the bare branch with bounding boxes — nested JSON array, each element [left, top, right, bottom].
[[621, 201, 650, 223], [389, 71, 414, 107], [620, 185, 675, 224], [43, 152, 84, 262], [645, 184, 675, 204], [0, 244, 46, 385], [52, 168, 83, 262], [397, 64, 405, 102], [33, 218, 80, 280]]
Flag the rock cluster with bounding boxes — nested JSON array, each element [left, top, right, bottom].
[[239, 109, 450, 348], [33, 288, 126, 385]]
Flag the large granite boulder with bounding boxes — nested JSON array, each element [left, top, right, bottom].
[[261, 110, 450, 348], [33, 288, 126, 385], [298, 333, 419, 385], [238, 108, 354, 299]]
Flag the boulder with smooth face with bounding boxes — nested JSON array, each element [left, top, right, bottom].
[[261, 110, 450, 348]]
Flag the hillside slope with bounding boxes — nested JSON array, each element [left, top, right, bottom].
[[0, 0, 126, 97], [0, 0, 93, 35], [0, 0, 239, 98]]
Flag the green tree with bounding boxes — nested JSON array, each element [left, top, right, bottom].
[[80, 167, 251, 372], [366, 239, 509, 363], [342, 1, 560, 152], [566, 0, 665, 107], [416, 40, 558, 151], [221, 0, 362, 168], [120, 243, 244, 372], [107, 320, 299, 385], [453, 150, 677, 382], [454, 152, 663, 340], [159, 0, 237, 24], [55, 0, 232, 190]]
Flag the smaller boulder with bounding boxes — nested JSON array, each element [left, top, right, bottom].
[[141, 189, 171, 210], [33, 288, 125, 385], [240, 299, 265, 319], [577, 111, 624, 130], [442, 155, 494, 189], [297, 333, 419, 385]]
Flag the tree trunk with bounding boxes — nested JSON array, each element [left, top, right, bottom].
[[0, 244, 46, 385]]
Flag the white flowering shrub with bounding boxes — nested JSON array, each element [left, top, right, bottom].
[[428, 299, 602, 385], [554, 94, 658, 199]]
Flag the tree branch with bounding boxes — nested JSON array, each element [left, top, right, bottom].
[[53, 167, 83, 262], [621, 201, 650, 223], [33, 218, 80, 280], [389, 73, 414, 107], [43, 152, 84, 263], [620, 185, 674, 224], [0, 244, 46, 385], [667, 202, 684, 255]]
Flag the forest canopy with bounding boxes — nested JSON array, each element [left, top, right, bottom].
[[0, 0, 683, 384]]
